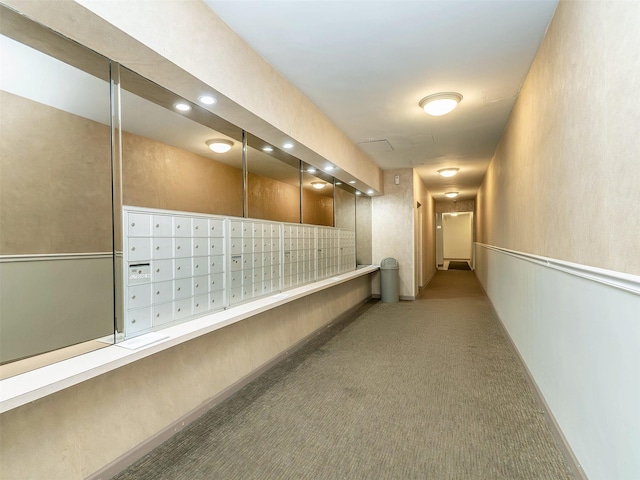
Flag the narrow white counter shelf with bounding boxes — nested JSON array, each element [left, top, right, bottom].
[[0, 265, 378, 414]]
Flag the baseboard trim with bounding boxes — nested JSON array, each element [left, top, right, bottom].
[[473, 274, 588, 480], [87, 298, 372, 480], [370, 294, 415, 301]]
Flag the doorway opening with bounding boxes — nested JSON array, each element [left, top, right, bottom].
[[436, 211, 473, 270]]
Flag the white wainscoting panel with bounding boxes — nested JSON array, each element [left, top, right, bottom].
[[475, 243, 640, 480]]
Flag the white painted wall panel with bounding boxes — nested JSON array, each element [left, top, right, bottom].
[[475, 244, 640, 480]]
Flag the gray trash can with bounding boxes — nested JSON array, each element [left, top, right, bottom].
[[380, 257, 399, 303]]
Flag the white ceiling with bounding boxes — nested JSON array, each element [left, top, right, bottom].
[[204, 0, 558, 202]]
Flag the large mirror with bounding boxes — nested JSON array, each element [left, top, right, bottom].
[[0, 7, 115, 371], [119, 67, 244, 217], [246, 134, 301, 223], [301, 162, 334, 226]]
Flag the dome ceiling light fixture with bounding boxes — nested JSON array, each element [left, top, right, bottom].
[[206, 138, 234, 153], [438, 168, 459, 177], [311, 181, 326, 190], [445, 192, 459, 198], [419, 92, 463, 116]]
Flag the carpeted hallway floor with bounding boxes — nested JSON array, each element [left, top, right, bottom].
[[112, 271, 574, 480]]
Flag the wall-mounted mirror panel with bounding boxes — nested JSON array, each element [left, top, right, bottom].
[[119, 67, 243, 217], [301, 162, 334, 226], [334, 181, 356, 231], [0, 7, 115, 368], [246, 134, 301, 223]]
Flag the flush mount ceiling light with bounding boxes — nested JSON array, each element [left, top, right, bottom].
[[198, 95, 216, 105], [419, 92, 463, 116], [311, 181, 326, 190], [445, 192, 459, 198], [206, 138, 234, 153], [174, 102, 191, 112], [438, 168, 459, 177]]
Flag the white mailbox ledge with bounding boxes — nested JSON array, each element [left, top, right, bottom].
[[0, 266, 378, 414]]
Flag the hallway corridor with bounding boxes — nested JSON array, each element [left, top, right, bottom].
[[113, 271, 574, 480]]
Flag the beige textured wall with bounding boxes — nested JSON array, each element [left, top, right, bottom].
[[372, 169, 415, 298], [443, 213, 473, 260], [334, 187, 356, 231], [3, 0, 382, 193], [413, 170, 436, 288], [476, 0, 640, 275], [435, 200, 474, 214], [355, 195, 372, 265], [0, 276, 372, 479], [0, 91, 112, 255]]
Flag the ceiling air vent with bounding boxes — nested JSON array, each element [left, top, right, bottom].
[[357, 139, 394, 154]]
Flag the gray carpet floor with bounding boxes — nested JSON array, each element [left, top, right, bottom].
[[112, 271, 574, 480]]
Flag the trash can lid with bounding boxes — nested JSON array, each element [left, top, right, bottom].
[[380, 257, 399, 268]]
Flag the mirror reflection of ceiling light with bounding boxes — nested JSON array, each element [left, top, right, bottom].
[[438, 168, 459, 177], [311, 181, 326, 190], [419, 92, 463, 116], [198, 95, 216, 105], [206, 138, 234, 153], [174, 102, 191, 112], [283, 142, 294, 149], [262, 146, 273, 152], [445, 192, 459, 198]]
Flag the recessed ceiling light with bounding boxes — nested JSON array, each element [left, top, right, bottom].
[[311, 181, 326, 190], [348, 180, 356, 184], [324, 165, 334, 172], [419, 92, 463, 116], [355, 191, 362, 195], [335, 181, 343, 186], [206, 138, 234, 153], [283, 142, 294, 149], [438, 168, 459, 177], [174, 102, 191, 112], [198, 95, 216, 105], [262, 146, 273, 152], [445, 192, 459, 198], [367, 189, 374, 195], [307, 167, 317, 174]]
